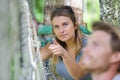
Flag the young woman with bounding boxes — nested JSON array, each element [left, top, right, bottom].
[[40, 6, 91, 80]]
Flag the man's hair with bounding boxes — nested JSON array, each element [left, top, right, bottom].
[[92, 21, 120, 72]]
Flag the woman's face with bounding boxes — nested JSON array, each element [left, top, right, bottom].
[[52, 16, 77, 42]]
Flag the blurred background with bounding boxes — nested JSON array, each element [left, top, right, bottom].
[[0, 0, 119, 80]]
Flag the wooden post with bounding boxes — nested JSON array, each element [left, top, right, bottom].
[[0, 0, 21, 80]]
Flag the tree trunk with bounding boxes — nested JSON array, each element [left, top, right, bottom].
[[99, 0, 120, 26], [44, 0, 64, 25], [44, 0, 84, 25], [0, 0, 21, 80]]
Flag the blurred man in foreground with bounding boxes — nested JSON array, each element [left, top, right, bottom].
[[80, 21, 120, 80]]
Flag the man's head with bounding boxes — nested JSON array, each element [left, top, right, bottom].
[[80, 21, 120, 73]]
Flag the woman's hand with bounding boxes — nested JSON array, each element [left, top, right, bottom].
[[48, 39, 68, 57]]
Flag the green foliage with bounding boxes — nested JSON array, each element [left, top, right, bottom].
[[33, 0, 44, 23], [99, 0, 120, 27], [83, 0, 100, 31]]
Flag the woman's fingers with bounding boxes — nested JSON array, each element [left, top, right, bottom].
[[49, 44, 64, 56]]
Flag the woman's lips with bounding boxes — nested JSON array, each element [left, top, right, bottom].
[[60, 34, 67, 38]]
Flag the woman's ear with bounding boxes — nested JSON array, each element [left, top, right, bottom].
[[110, 52, 120, 63]]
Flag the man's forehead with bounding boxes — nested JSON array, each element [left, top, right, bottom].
[[89, 30, 111, 42]]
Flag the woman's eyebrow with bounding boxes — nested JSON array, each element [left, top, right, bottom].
[[53, 24, 58, 27], [62, 21, 69, 24]]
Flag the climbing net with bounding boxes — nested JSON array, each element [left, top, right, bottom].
[[19, 0, 46, 80]]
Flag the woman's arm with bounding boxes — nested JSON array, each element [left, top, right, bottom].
[[40, 43, 53, 61], [48, 40, 86, 79], [62, 53, 86, 79]]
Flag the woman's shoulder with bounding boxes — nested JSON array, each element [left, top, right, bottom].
[[76, 37, 87, 60]]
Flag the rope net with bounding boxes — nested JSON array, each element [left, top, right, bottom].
[[19, 0, 46, 80]]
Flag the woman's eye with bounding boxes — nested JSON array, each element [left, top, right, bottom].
[[54, 26, 59, 29]]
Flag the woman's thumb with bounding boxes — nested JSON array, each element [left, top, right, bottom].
[[53, 38, 58, 45]]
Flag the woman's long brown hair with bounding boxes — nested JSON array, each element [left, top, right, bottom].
[[51, 6, 84, 64]]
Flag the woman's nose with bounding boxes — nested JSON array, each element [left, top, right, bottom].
[[59, 27, 64, 33]]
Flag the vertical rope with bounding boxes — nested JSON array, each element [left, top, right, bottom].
[[19, 0, 46, 80]]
